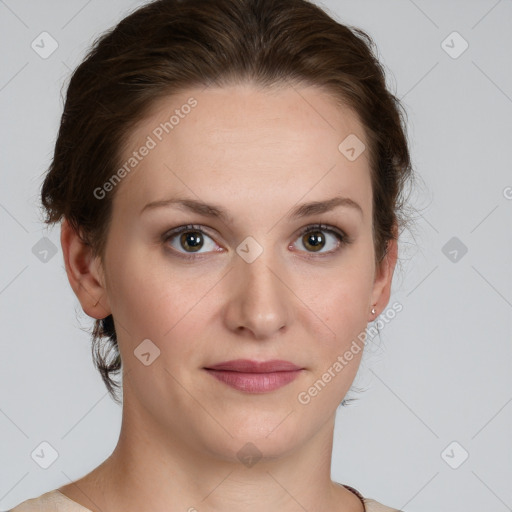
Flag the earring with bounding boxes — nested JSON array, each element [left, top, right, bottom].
[[93, 298, 100, 307], [371, 306, 376, 315]]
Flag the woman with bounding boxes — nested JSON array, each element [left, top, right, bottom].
[[10, 0, 413, 510]]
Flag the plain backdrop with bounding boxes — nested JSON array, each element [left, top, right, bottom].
[[1, 1, 511, 511]]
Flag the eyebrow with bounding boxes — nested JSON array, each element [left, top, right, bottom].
[[140, 195, 363, 222]]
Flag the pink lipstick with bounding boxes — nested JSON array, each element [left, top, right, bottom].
[[204, 359, 303, 393]]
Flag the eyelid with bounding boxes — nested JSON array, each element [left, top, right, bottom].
[[296, 223, 348, 242], [161, 223, 219, 245]]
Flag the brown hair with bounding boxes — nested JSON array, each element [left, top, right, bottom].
[[40, 0, 415, 404]]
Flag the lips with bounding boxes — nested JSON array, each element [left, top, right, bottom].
[[204, 359, 303, 393], [205, 359, 302, 373]]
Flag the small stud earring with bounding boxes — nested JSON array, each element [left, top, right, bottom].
[[371, 306, 376, 315]]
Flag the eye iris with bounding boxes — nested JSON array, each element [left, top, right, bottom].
[[181, 231, 203, 252], [303, 231, 325, 252]]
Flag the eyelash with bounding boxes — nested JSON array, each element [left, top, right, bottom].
[[162, 223, 350, 261]]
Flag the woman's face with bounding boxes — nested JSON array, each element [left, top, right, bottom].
[[86, 83, 395, 460]]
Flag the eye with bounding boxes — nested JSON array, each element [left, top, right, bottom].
[[163, 224, 220, 259], [162, 223, 349, 260], [292, 224, 347, 256]]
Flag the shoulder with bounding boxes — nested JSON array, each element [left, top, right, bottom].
[[364, 497, 405, 512], [341, 484, 403, 512], [7, 490, 92, 512]]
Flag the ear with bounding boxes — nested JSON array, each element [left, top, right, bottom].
[[369, 227, 398, 321], [60, 217, 111, 319]]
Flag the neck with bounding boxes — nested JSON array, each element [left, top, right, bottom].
[[62, 380, 364, 512]]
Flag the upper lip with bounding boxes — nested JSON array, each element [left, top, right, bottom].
[[205, 359, 302, 373]]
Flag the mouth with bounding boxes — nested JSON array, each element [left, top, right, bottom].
[[203, 359, 304, 393]]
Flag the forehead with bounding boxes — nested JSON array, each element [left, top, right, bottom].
[[112, 83, 372, 219]]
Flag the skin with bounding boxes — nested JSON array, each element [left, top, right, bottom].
[[58, 82, 397, 512]]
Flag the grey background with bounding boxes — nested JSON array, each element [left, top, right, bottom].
[[1, 1, 511, 511]]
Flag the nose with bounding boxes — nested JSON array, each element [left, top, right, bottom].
[[224, 250, 291, 340]]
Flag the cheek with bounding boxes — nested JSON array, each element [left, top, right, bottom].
[[104, 242, 220, 354], [298, 281, 369, 409], [309, 254, 375, 361], [315, 256, 374, 323], [318, 288, 369, 368], [102, 241, 169, 346]]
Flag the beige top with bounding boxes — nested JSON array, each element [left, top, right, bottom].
[[9, 488, 403, 511]]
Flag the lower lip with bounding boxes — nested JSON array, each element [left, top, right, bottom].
[[204, 369, 302, 392]]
